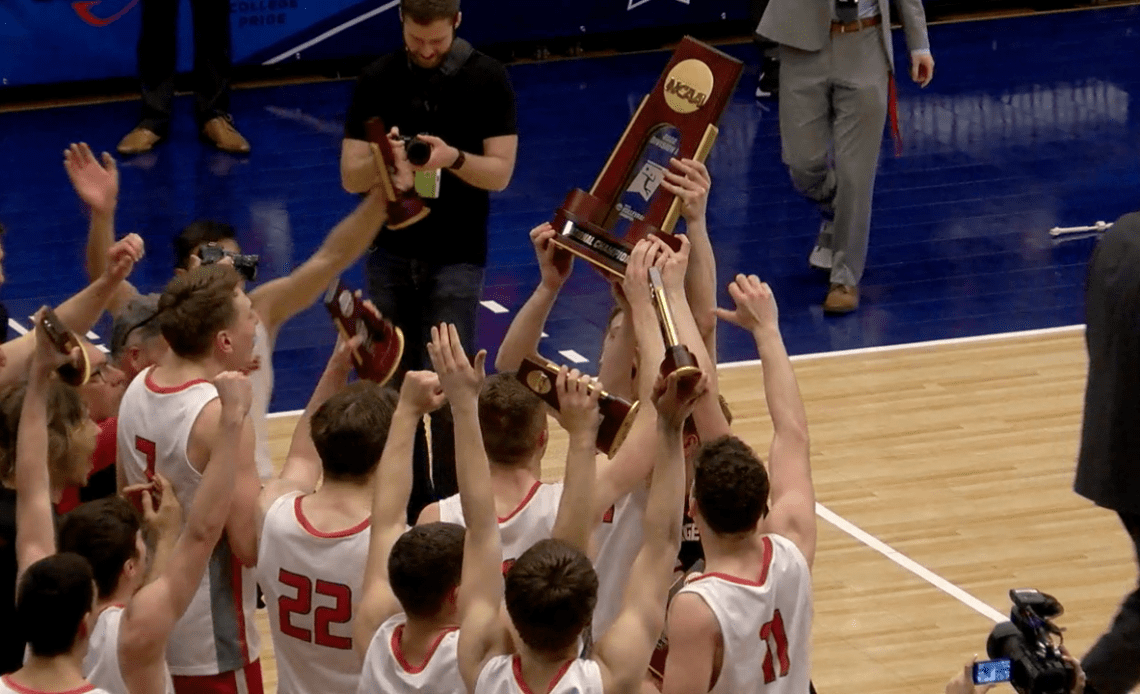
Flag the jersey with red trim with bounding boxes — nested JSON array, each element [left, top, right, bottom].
[[673, 534, 813, 694], [474, 655, 602, 694], [590, 485, 648, 641], [117, 368, 260, 676], [256, 491, 370, 694], [83, 605, 174, 694], [249, 321, 274, 481], [0, 675, 112, 694], [357, 615, 461, 694], [437, 481, 563, 570]]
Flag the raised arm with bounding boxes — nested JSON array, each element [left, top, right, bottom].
[[119, 372, 251, 694], [594, 370, 705, 691], [430, 324, 507, 691], [661, 158, 716, 357], [549, 367, 602, 553], [354, 370, 446, 658], [494, 223, 573, 373], [716, 275, 815, 566]]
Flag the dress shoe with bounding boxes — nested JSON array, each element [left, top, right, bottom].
[[116, 127, 162, 155], [202, 116, 251, 154], [823, 284, 859, 314]]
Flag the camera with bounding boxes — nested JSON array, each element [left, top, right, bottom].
[[396, 135, 433, 167], [199, 243, 259, 282], [985, 589, 1078, 694]]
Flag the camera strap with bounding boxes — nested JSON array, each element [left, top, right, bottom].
[[439, 37, 474, 76]]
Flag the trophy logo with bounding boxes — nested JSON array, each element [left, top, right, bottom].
[[626, 161, 667, 202], [663, 59, 714, 114], [338, 290, 353, 317], [526, 370, 553, 395]]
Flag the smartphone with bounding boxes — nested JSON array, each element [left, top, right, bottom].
[[973, 658, 1012, 685]]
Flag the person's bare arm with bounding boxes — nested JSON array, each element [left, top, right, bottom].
[[593, 370, 705, 691], [414, 502, 440, 525], [661, 158, 716, 359], [249, 192, 389, 339], [549, 368, 602, 553], [354, 371, 446, 658], [65, 142, 137, 317], [430, 324, 509, 691], [414, 134, 518, 193], [716, 275, 815, 567], [660, 592, 720, 694], [122, 475, 182, 587], [340, 139, 380, 194], [595, 286, 636, 401], [494, 223, 572, 373], [118, 373, 251, 694]]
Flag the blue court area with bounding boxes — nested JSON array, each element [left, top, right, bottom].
[[0, 4, 1137, 412]]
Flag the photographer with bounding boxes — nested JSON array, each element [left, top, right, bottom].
[[339, 0, 518, 519]]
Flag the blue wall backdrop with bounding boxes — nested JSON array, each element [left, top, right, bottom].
[[0, 0, 749, 87]]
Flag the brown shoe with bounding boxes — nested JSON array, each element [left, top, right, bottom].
[[202, 116, 250, 154], [823, 284, 859, 314], [116, 127, 162, 155]]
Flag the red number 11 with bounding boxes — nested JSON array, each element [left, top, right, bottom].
[[759, 610, 790, 684]]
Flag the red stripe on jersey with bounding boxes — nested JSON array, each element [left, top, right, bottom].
[[293, 495, 371, 538], [390, 624, 459, 674], [511, 655, 575, 694], [144, 367, 210, 394], [230, 554, 251, 664], [687, 536, 776, 587], [498, 481, 543, 523], [1, 677, 95, 694]]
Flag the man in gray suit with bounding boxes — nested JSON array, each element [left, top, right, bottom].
[[758, 0, 934, 313], [1075, 211, 1140, 694]]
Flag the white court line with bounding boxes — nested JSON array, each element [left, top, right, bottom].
[[816, 503, 1007, 623], [263, 0, 400, 65], [559, 349, 589, 364], [8, 319, 28, 336], [481, 300, 509, 314]]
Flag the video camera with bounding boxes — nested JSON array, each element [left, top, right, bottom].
[[986, 589, 1078, 694], [199, 243, 259, 282], [396, 135, 433, 167]]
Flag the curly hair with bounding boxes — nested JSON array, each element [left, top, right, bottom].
[[692, 435, 770, 535]]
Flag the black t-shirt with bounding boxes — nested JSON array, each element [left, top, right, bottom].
[[344, 42, 518, 267], [0, 487, 23, 674]]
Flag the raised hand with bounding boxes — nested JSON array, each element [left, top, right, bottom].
[[409, 134, 459, 171], [134, 473, 181, 539], [556, 366, 602, 440], [530, 222, 573, 290], [384, 127, 415, 193], [622, 238, 663, 311], [399, 370, 447, 417], [714, 273, 779, 335], [213, 371, 254, 423], [64, 142, 118, 215], [656, 234, 691, 293], [105, 233, 144, 284], [660, 158, 710, 224], [427, 323, 486, 407], [651, 368, 707, 431]]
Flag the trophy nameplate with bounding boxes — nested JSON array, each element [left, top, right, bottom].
[[551, 36, 743, 278], [364, 117, 430, 230], [39, 306, 91, 387], [323, 280, 404, 386], [648, 268, 702, 397], [516, 355, 640, 457]]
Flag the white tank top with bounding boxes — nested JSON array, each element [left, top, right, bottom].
[[83, 606, 174, 694], [249, 321, 274, 481], [589, 485, 647, 641], [0, 676, 112, 694], [256, 492, 370, 694], [474, 656, 603, 694], [674, 535, 813, 694], [437, 481, 563, 572], [357, 615, 462, 694], [117, 368, 261, 676]]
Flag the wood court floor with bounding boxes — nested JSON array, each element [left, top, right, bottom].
[[260, 326, 1135, 694]]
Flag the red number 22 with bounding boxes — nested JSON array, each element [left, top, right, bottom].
[[278, 569, 353, 650]]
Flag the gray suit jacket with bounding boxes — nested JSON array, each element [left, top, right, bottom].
[[758, 0, 929, 73], [1075, 212, 1140, 515]]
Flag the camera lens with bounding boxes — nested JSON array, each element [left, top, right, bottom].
[[406, 139, 432, 167]]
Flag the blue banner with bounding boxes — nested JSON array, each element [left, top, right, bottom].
[[0, 0, 747, 87]]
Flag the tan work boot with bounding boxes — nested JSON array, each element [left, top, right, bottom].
[[823, 284, 859, 314], [202, 116, 251, 154], [117, 127, 162, 155]]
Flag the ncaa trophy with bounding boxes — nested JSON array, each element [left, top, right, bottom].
[[551, 36, 743, 278], [364, 117, 430, 230], [323, 279, 404, 386]]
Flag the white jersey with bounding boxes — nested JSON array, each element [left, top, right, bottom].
[[357, 615, 461, 694], [249, 321, 274, 481], [117, 368, 261, 676], [256, 492, 370, 694], [590, 485, 648, 641], [83, 606, 174, 694], [0, 676, 112, 694], [675, 535, 813, 694], [437, 481, 563, 572], [474, 656, 603, 694]]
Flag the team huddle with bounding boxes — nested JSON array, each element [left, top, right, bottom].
[[3, 90, 816, 694]]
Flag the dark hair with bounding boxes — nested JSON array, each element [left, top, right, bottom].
[[59, 498, 143, 599], [310, 382, 398, 482], [505, 538, 597, 653], [388, 523, 465, 618], [478, 373, 545, 467], [401, 0, 460, 23], [16, 553, 95, 657], [111, 294, 162, 360], [692, 435, 770, 535], [0, 380, 88, 484], [173, 220, 237, 271], [157, 264, 242, 358]]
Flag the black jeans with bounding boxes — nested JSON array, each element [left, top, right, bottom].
[[366, 247, 484, 523], [1082, 511, 1140, 694], [137, 0, 233, 134]]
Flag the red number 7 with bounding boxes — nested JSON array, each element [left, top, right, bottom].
[[759, 610, 790, 684], [135, 436, 156, 480]]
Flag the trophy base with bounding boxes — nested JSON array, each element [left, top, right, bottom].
[[598, 398, 640, 458], [552, 194, 684, 280], [661, 345, 703, 397], [357, 325, 404, 386], [387, 197, 430, 230]]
